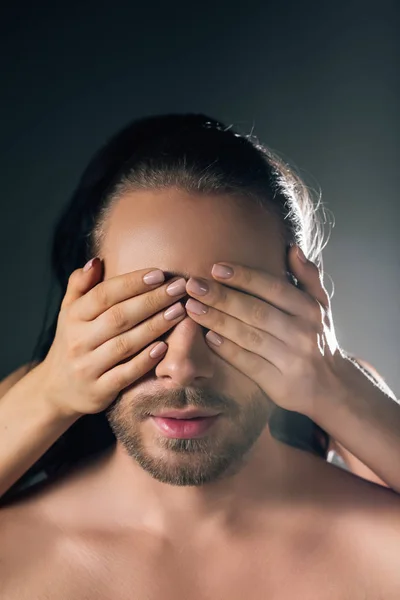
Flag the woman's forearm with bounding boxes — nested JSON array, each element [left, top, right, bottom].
[[0, 364, 79, 499], [310, 355, 400, 494]]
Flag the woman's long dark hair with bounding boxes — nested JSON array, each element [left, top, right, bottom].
[[2, 113, 332, 504]]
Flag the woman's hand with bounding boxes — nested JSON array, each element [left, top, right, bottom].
[[184, 244, 342, 417], [39, 258, 188, 418]]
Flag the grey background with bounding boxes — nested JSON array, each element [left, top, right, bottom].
[[1, 0, 399, 393]]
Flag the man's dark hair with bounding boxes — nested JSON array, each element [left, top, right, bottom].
[[2, 113, 331, 503]]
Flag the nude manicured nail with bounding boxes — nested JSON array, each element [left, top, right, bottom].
[[150, 341, 168, 358], [83, 258, 96, 272], [164, 302, 185, 320], [166, 278, 187, 296], [143, 270, 165, 285]]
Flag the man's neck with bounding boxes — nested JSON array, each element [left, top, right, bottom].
[[70, 426, 326, 540]]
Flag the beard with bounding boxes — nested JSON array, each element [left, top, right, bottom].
[[105, 383, 272, 487]]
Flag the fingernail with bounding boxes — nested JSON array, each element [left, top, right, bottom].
[[164, 302, 185, 321], [150, 341, 168, 358], [296, 247, 308, 263], [212, 264, 233, 279], [166, 278, 187, 296], [206, 331, 223, 346], [83, 257, 96, 272], [143, 270, 165, 285], [185, 298, 208, 315], [186, 277, 209, 296]]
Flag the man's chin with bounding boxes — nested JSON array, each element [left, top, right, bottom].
[[113, 424, 259, 487], [126, 446, 245, 487]]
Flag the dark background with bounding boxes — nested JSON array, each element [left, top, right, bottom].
[[1, 0, 399, 393]]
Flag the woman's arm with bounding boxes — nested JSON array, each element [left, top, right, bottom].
[[329, 440, 388, 487], [310, 354, 400, 494], [286, 244, 398, 491], [0, 362, 80, 499], [326, 357, 391, 488]]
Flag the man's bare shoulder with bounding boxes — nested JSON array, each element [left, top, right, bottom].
[[322, 458, 400, 514], [0, 492, 60, 598], [314, 460, 400, 581], [0, 459, 96, 573], [308, 455, 400, 533]]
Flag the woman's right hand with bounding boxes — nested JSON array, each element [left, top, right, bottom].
[[37, 257, 187, 418]]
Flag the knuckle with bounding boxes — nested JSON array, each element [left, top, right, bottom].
[[121, 271, 137, 294], [113, 334, 130, 358], [113, 373, 127, 392], [145, 315, 161, 335], [108, 304, 128, 330], [251, 301, 269, 326], [241, 267, 254, 286], [111, 361, 140, 391], [93, 283, 110, 310], [246, 327, 264, 348], [124, 359, 143, 384], [66, 333, 84, 358], [144, 290, 162, 313], [72, 358, 93, 381], [268, 278, 285, 296], [104, 370, 126, 394]]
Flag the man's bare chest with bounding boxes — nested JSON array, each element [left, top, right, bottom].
[[1, 526, 389, 600]]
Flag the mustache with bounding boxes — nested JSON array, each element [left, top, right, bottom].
[[111, 386, 239, 420]]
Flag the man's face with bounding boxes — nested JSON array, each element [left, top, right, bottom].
[[101, 187, 288, 486]]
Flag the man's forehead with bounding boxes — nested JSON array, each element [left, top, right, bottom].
[[103, 189, 287, 280]]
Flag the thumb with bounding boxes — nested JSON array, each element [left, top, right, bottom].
[[61, 257, 103, 310], [288, 244, 329, 308]]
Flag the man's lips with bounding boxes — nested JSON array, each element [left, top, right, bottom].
[[150, 409, 221, 419]]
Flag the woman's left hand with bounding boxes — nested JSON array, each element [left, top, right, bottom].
[[185, 244, 343, 417]]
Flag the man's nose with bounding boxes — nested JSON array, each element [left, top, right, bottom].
[[155, 316, 215, 386]]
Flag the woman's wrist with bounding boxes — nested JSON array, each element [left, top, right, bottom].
[[0, 364, 80, 498]]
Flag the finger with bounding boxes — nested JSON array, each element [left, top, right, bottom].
[[97, 340, 169, 397], [90, 301, 186, 375], [204, 330, 281, 396], [61, 258, 103, 310], [185, 299, 287, 368], [210, 261, 317, 319], [288, 245, 330, 309], [74, 268, 167, 321], [86, 277, 188, 349], [186, 276, 293, 344]]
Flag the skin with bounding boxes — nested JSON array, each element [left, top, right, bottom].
[[1, 188, 400, 599], [330, 358, 390, 487], [0, 358, 389, 501]]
